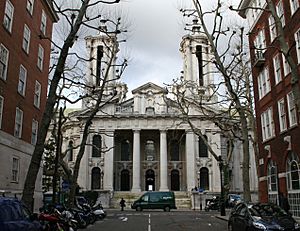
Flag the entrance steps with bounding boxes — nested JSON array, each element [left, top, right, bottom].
[[110, 191, 191, 209]]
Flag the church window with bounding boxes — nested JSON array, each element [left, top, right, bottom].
[[96, 45, 103, 86], [68, 140, 74, 161], [121, 139, 130, 161], [145, 140, 156, 161], [146, 107, 155, 114], [196, 45, 203, 86], [92, 135, 101, 157], [170, 139, 180, 161], [199, 135, 208, 157]]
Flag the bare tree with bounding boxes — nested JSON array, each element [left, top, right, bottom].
[[177, 0, 256, 202], [22, 0, 124, 211]]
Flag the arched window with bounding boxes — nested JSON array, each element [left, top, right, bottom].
[[267, 160, 278, 192], [170, 140, 180, 161], [287, 153, 300, 190], [92, 135, 101, 157], [121, 140, 130, 161], [200, 167, 209, 190], [120, 169, 130, 191], [145, 140, 156, 161], [68, 140, 73, 161], [91, 167, 101, 190], [199, 135, 208, 157], [171, 170, 180, 191]]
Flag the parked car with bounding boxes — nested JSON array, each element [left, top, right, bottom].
[[131, 191, 177, 212], [228, 202, 300, 231], [0, 196, 42, 231]]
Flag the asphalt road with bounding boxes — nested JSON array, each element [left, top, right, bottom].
[[84, 210, 227, 231]]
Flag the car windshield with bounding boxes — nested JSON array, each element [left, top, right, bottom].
[[249, 204, 288, 217]]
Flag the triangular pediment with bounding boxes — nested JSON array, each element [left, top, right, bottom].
[[132, 82, 168, 95]]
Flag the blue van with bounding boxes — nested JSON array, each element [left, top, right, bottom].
[[131, 191, 177, 212]]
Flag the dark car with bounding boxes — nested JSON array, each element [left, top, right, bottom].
[[228, 202, 300, 231], [0, 197, 42, 231]]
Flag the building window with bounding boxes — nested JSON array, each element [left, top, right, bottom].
[[199, 135, 208, 157], [276, 0, 285, 26], [287, 152, 300, 190], [40, 10, 47, 35], [34, 81, 41, 108], [0, 44, 9, 80], [22, 24, 31, 54], [287, 91, 297, 126], [14, 108, 23, 138], [91, 167, 101, 190], [92, 135, 101, 157], [37, 45, 44, 70], [121, 139, 130, 161], [267, 160, 278, 204], [278, 98, 287, 132], [269, 15, 277, 42], [0, 96, 3, 129], [258, 67, 270, 99], [12, 157, 19, 182], [295, 29, 300, 64], [282, 54, 291, 76], [261, 107, 274, 141], [67, 140, 74, 161], [31, 119, 38, 145], [3, 0, 14, 33], [26, 0, 34, 15], [273, 54, 282, 84], [170, 139, 180, 161], [145, 140, 156, 161], [18, 65, 27, 96], [290, 0, 299, 15], [254, 29, 266, 52]]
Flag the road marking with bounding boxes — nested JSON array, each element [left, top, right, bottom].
[[148, 214, 151, 231]]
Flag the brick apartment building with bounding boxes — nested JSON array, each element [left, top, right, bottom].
[[239, 0, 300, 216], [0, 0, 58, 210]]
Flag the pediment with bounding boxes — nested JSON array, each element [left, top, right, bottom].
[[132, 82, 168, 95]]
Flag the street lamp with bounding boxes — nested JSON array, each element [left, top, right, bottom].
[[218, 156, 226, 216]]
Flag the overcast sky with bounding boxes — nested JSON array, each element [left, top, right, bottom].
[[115, 0, 241, 95]]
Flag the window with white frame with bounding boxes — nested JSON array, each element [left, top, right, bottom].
[[269, 15, 277, 42], [254, 29, 266, 51], [0, 96, 3, 129], [3, 0, 14, 33], [0, 44, 9, 80], [286, 152, 300, 191], [18, 65, 27, 96], [295, 29, 300, 63], [40, 10, 47, 35], [267, 160, 278, 204], [37, 45, 44, 70], [22, 24, 31, 54], [26, 0, 34, 15], [258, 67, 270, 99], [14, 108, 23, 138], [31, 119, 38, 145], [261, 107, 275, 141], [282, 54, 291, 76], [278, 98, 287, 132], [276, 0, 285, 27], [273, 54, 282, 84], [290, 0, 299, 15], [287, 91, 298, 126], [12, 157, 19, 182], [34, 81, 41, 108]]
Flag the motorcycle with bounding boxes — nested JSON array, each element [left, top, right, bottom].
[[204, 197, 220, 211]]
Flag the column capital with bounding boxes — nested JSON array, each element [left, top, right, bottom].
[[133, 129, 141, 133], [159, 129, 167, 133]]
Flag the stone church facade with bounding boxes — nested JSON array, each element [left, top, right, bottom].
[[62, 20, 258, 199]]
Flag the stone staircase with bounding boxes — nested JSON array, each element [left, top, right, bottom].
[[110, 191, 191, 209]]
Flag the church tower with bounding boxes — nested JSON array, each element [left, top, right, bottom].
[[83, 24, 127, 109], [180, 18, 215, 99]]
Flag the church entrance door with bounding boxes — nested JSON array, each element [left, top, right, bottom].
[[171, 170, 180, 191], [120, 169, 130, 191], [145, 169, 155, 191]]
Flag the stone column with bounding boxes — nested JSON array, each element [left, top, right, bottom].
[[159, 130, 169, 191], [132, 129, 141, 192], [185, 130, 196, 191], [103, 130, 114, 191]]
